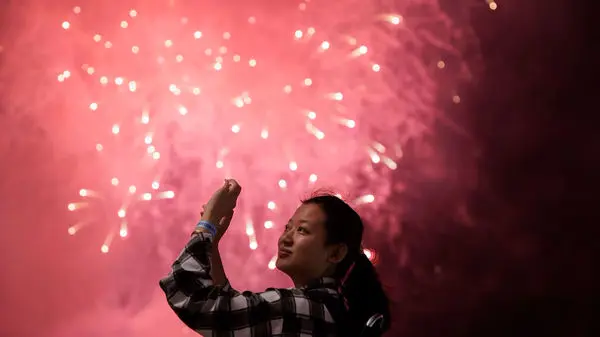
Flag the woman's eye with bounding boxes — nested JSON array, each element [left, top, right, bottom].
[[297, 227, 306, 233]]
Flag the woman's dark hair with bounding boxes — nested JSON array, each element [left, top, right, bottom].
[[302, 193, 391, 336]]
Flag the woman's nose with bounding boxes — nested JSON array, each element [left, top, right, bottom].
[[279, 231, 293, 245]]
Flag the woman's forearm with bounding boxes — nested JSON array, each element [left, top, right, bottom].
[[210, 242, 227, 286], [194, 223, 228, 286]]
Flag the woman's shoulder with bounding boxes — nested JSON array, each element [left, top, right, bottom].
[[258, 286, 340, 325], [261, 285, 337, 297], [260, 283, 342, 307]]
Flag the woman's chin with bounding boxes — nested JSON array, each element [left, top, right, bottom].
[[275, 258, 292, 273]]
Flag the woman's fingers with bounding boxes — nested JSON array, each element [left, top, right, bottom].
[[227, 179, 242, 196], [203, 180, 240, 222]]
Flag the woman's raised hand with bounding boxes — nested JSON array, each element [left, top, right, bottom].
[[201, 179, 242, 240]]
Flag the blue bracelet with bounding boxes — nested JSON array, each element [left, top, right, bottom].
[[196, 220, 217, 236]]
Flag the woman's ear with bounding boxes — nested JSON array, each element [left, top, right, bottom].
[[327, 243, 348, 264]]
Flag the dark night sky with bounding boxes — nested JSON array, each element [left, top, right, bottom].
[[380, 1, 596, 336]]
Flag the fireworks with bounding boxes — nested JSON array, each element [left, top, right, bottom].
[[67, 184, 175, 253], [1, 0, 466, 281], [0, 0, 482, 334]]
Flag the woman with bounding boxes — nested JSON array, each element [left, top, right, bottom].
[[160, 179, 390, 336]]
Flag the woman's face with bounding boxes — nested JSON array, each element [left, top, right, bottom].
[[276, 203, 339, 286]]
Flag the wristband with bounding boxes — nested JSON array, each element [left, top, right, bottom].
[[196, 220, 217, 237]]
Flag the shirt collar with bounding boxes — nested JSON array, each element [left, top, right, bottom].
[[301, 277, 338, 290]]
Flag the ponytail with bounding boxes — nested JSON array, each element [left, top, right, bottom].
[[336, 253, 391, 336], [300, 194, 390, 335]]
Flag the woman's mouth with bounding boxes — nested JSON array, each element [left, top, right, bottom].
[[278, 249, 291, 258]]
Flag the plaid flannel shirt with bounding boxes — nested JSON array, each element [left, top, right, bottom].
[[159, 233, 345, 337]]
